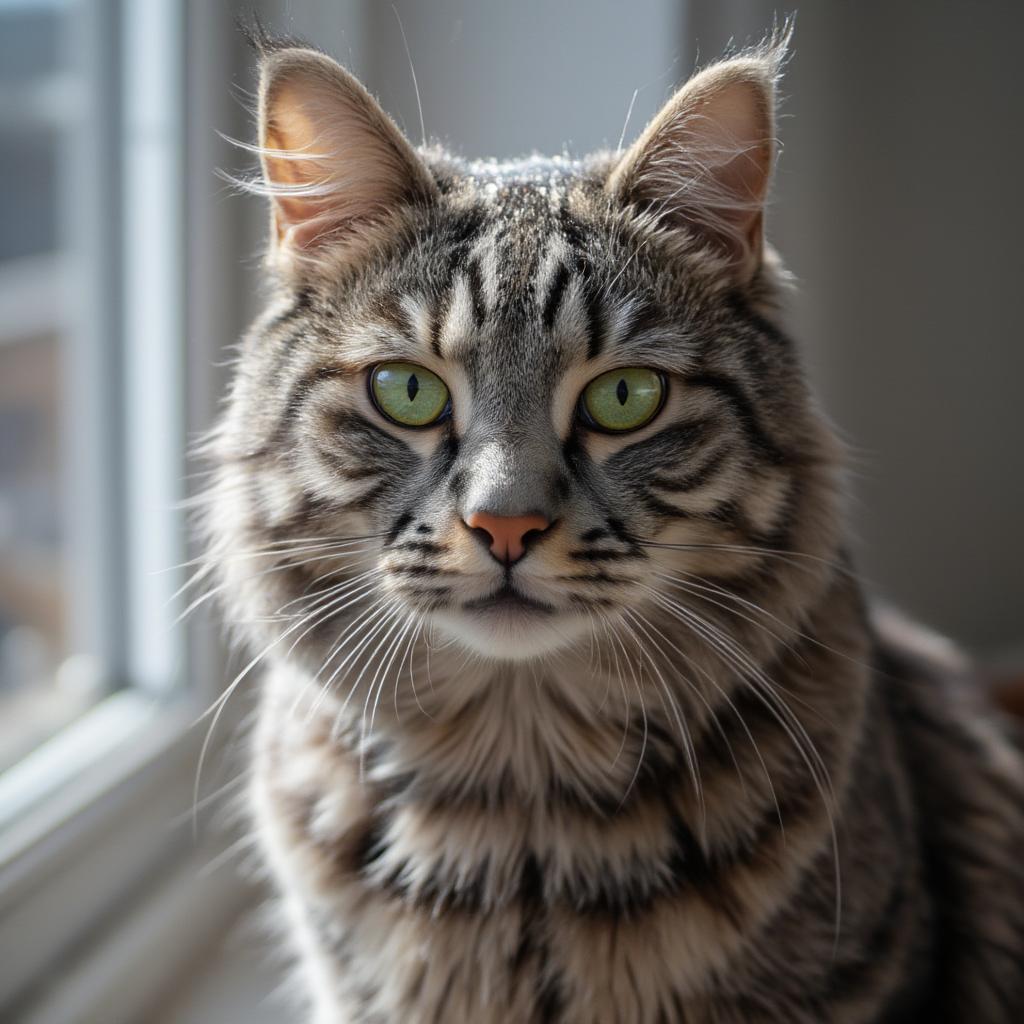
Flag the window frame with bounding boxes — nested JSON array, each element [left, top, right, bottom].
[[0, 1, 252, 1013]]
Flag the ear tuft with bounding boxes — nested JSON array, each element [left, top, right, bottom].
[[244, 47, 437, 267], [236, 14, 313, 60], [608, 26, 790, 284]]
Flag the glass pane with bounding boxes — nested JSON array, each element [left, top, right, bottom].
[[0, 0, 107, 772]]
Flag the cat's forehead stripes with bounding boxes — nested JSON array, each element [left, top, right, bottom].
[[466, 221, 503, 313], [434, 272, 484, 361], [423, 183, 618, 369], [398, 293, 435, 352]]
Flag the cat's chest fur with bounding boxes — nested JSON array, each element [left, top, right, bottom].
[[250, 651, 874, 1024]]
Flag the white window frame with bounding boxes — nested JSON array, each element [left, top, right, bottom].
[[0, 2, 252, 1016]]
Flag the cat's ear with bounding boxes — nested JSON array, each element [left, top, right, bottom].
[[255, 47, 436, 262], [607, 39, 785, 284]]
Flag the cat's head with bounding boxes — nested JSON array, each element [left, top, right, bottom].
[[207, 29, 842, 675]]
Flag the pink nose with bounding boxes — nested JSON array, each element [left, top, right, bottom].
[[464, 511, 551, 565]]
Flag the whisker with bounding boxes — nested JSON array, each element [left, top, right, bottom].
[[303, 594, 402, 722], [335, 604, 407, 765], [197, 832, 262, 880], [637, 584, 842, 939], [651, 570, 805, 663], [333, 602, 406, 731], [637, 539, 858, 581], [600, 615, 644, 774], [622, 608, 705, 823], [168, 533, 384, 579], [178, 769, 250, 834], [654, 566, 876, 680], [175, 546, 377, 625], [607, 615, 651, 810], [646, 588, 831, 788], [274, 560, 380, 617], [292, 594, 391, 722], [191, 572, 381, 817], [622, 594, 775, 822], [367, 611, 417, 741], [396, 618, 429, 719]]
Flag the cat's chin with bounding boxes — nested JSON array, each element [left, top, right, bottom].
[[428, 606, 589, 661]]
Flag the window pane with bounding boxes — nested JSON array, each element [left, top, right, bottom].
[[0, 0, 108, 772]]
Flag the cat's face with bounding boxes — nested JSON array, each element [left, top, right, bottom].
[[209, 40, 841, 675]]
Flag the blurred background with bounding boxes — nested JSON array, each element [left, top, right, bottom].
[[0, 1, 1020, 1021]]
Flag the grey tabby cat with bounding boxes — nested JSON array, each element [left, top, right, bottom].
[[204, 26, 1024, 1024]]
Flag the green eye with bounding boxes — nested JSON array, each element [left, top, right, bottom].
[[370, 362, 451, 428], [580, 367, 666, 433]]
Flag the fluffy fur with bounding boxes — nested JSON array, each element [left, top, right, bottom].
[[203, 27, 1024, 1023]]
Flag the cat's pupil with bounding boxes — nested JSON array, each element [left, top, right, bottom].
[[616, 378, 629, 406], [406, 374, 420, 402]]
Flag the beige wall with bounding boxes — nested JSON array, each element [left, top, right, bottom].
[[687, 2, 1024, 653]]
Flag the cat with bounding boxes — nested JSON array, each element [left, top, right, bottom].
[[203, 24, 1024, 1024]]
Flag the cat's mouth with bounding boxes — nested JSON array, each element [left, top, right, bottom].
[[462, 583, 555, 615], [431, 582, 585, 659]]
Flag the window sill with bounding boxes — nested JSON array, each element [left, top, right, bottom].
[[151, 883, 279, 1024], [14, 836, 256, 1024], [0, 688, 249, 1010]]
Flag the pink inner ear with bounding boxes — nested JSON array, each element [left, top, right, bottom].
[[262, 79, 357, 246], [258, 61, 435, 256], [695, 82, 773, 249], [262, 136, 337, 243], [611, 66, 776, 282], [658, 82, 771, 272], [702, 81, 773, 198]]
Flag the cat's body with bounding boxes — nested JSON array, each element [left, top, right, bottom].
[[250, 610, 1022, 1023], [206, 30, 1024, 1023]]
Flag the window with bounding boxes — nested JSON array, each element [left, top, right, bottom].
[[0, 3, 691, 1014], [0, 2, 248, 1014], [0, 0, 187, 812], [0, 0, 115, 774]]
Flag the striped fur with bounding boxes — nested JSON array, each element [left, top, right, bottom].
[[203, 29, 1024, 1023]]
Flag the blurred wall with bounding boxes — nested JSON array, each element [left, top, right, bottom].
[[250, 1, 1022, 655], [688, 2, 1024, 654], [269, 0, 681, 157]]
